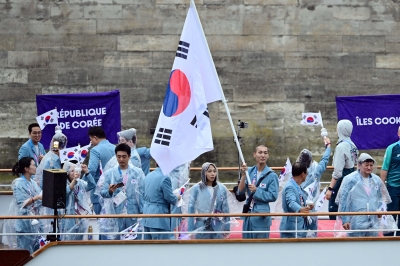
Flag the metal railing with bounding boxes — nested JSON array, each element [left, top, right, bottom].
[[0, 211, 398, 241]]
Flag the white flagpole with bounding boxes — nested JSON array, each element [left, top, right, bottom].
[[190, 0, 251, 184], [319, 110, 328, 144]]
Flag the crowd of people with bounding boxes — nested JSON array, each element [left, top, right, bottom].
[[3, 120, 400, 253]]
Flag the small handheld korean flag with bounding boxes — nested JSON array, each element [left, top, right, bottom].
[[36, 108, 58, 130], [59, 145, 80, 163], [304, 180, 316, 202], [300, 112, 323, 126], [150, 1, 223, 175], [279, 158, 292, 183], [314, 186, 327, 212], [120, 222, 140, 240], [78, 143, 91, 163]]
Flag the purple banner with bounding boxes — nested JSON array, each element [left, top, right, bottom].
[[36, 90, 121, 149], [336, 94, 400, 150]]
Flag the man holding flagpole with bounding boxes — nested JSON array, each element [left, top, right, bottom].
[[239, 145, 279, 239]]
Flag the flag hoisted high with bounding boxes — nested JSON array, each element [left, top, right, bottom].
[[36, 108, 58, 130], [300, 112, 323, 126], [150, 2, 223, 175]]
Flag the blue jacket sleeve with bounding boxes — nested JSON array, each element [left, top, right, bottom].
[[137, 147, 151, 159], [285, 186, 302, 213], [18, 144, 29, 161], [137, 170, 145, 214], [162, 177, 177, 205], [82, 173, 96, 192], [315, 147, 331, 182], [88, 148, 100, 181], [253, 173, 279, 203]]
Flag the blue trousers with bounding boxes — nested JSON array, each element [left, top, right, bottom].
[[384, 185, 400, 236], [143, 227, 172, 240]]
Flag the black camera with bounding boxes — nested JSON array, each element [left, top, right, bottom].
[[237, 120, 248, 129]]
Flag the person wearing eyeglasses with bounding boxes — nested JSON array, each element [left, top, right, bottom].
[[18, 123, 46, 167]]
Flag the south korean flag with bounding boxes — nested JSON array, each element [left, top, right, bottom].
[[36, 108, 58, 130], [150, 2, 223, 175]]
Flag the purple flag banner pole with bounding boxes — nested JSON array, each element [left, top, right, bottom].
[[336, 94, 400, 150], [36, 90, 121, 149]]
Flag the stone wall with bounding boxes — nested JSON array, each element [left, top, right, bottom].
[[0, 0, 398, 171]]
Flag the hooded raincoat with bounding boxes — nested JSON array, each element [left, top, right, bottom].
[[329, 120, 359, 217], [185, 163, 235, 239]]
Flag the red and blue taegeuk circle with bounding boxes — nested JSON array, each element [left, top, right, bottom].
[[80, 149, 88, 158], [45, 115, 51, 123], [162, 69, 191, 117], [306, 117, 314, 123], [67, 152, 75, 159]]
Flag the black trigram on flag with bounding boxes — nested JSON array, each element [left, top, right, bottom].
[[190, 110, 209, 128], [176, 41, 190, 60], [154, 128, 173, 146]]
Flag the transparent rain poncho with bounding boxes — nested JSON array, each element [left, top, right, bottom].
[[34, 126, 67, 189], [113, 128, 141, 169], [335, 170, 393, 237], [98, 165, 145, 240], [169, 162, 190, 230], [2, 177, 50, 254], [59, 162, 94, 241], [182, 163, 239, 239], [95, 156, 136, 198]]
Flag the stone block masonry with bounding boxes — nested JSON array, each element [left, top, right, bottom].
[[0, 0, 398, 172]]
